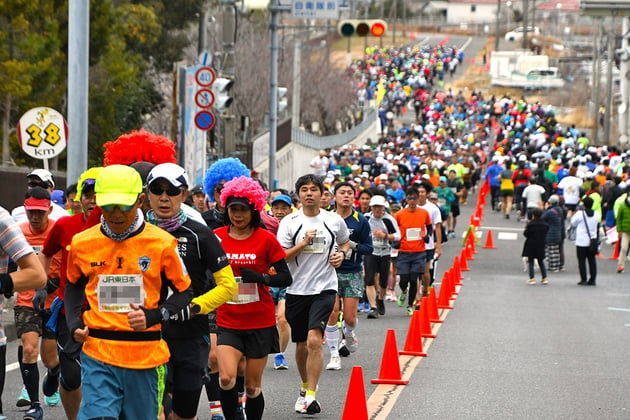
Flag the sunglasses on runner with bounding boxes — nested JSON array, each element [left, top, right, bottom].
[[100, 203, 136, 212], [148, 183, 182, 196]]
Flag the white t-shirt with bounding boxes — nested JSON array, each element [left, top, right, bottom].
[[277, 209, 349, 295], [420, 201, 443, 250], [309, 156, 329, 177], [558, 176, 583, 205], [521, 184, 546, 209]]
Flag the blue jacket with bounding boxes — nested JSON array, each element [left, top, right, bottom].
[[542, 205, 565, 244]]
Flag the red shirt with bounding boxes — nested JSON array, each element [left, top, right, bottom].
[[214, 226, 286, 330], [41, 212, 98, 301]]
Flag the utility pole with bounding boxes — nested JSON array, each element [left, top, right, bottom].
[[269, 0, 280, 189], [67, 0, 89, 184], [495, 0, 501, 52], [604, 16, 615, 145], [592, 18, 601, 144], [292, 40, 302, 129]]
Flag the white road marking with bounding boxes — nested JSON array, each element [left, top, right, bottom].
[[609, 307, 630, 312], [497, 232, 518, 240]]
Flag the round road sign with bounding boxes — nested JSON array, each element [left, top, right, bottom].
[[17, 107, 68, 160], [195, 110, 216, 131], [195, 88, 215, 109], [195, 66, 216, 87]]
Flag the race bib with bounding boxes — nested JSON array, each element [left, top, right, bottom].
[[373, 236, 386, 247], [406, 227, 421, 241], [97, 274, 144, 313], [302, 230, 326, 253], [228, 277, 260, 305]]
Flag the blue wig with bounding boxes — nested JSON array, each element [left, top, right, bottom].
[[203, 158, 250, 200]]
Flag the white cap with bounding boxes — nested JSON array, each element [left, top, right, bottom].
[[27, 169, 55, 188], [369, 195, 389, 208], [147, 163, 189, 188]]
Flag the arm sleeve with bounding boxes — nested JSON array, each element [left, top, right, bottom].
[[191, 264, 236, 315], [64, 276, 87, 341], [265, 259, 292, 288]]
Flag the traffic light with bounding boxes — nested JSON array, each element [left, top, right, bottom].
[[337, 19, 387, 37], [212, 78, 234, 112]]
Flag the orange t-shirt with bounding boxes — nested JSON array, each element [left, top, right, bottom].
[[67, 223, 191, 369], [394, 207, 432, 252], [18, 220, 61, 308]]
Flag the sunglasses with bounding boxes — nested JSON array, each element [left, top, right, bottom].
[[100, 203, 136, 212], [28, 181, 48, 189], [148, 183, 182, 196]]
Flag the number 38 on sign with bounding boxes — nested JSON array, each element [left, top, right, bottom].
[[17, 107, 68, 160]]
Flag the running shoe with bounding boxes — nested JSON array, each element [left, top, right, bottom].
[[16, 386, 30, 407], [527, 279, 536, 285], [43, 371, 59, 397], [397, 291, 407, 308], [45, 390, 60, 407], [407, 306, 414, 316], [295, 389, 307, 413], [367, 308, 378, 319], [376, 298, 385, 316], [302, 396, 321, 415], [23, 404, 43, 420], [326, 354, 341, 370], [274, 353, 288, 370], [338, 339, 350, 357], [345, 331, 358, 353], [541, 278, 549, 285]]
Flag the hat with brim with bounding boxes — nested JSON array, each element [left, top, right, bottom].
[[226, 196, 252, 209], [271, 194, 292, 207], [95, 165, 142, 207], [27, 169, 55, 188], [24, 197, 51, 211], [369, 195, 390, 208]]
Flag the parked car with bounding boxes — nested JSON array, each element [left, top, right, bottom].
[[491, 67, 565, 90], [504, 26, 541, 42]]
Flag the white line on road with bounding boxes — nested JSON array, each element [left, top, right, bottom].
[[608, 307, 630, 312]]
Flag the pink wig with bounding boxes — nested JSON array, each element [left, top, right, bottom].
[[220, 176, 268, 212]]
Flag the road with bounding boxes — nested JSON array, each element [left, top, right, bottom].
[[4, 193, 630, 419], [4, 34, 626, 420]]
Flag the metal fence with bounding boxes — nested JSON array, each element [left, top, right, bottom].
[[290, 109, 377, 149]]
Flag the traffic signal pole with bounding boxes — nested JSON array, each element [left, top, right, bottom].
[[269, 0, 280, 189]]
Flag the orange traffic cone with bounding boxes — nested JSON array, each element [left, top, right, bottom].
[[459, 250, 470, 271], [428, 287, 442, 323], [483, 229, 496, 249], [609, 240, 620, 260], [469, 232, 478, 255], [465, 240, 475, 261], [448, 269, 458, 296], [420, 297, 436, 338], [450, 266, 462, 287], [437, 273, 453, 310], [399, 310, 427, 357], [452, 256, 463, 280], [342, 366, 369, 420], [371, 329, 409, 385]]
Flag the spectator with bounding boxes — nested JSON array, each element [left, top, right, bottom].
[[570, 197, 599, 286]]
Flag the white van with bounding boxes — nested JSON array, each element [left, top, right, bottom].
[[504, 26, 541, 42]]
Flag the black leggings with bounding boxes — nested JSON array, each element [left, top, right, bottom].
[[399, 273, 420, 307], [364, 255, 391, 289]]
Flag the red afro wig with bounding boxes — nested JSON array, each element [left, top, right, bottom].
[[103, 129, 177, 166]]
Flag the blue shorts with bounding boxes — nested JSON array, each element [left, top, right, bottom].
[[79, 352, 165, 420], [395, 251, 427, 275], [269, 287, 287, 305]]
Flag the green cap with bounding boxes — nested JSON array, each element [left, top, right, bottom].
[[95, 165, 142, 207]]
